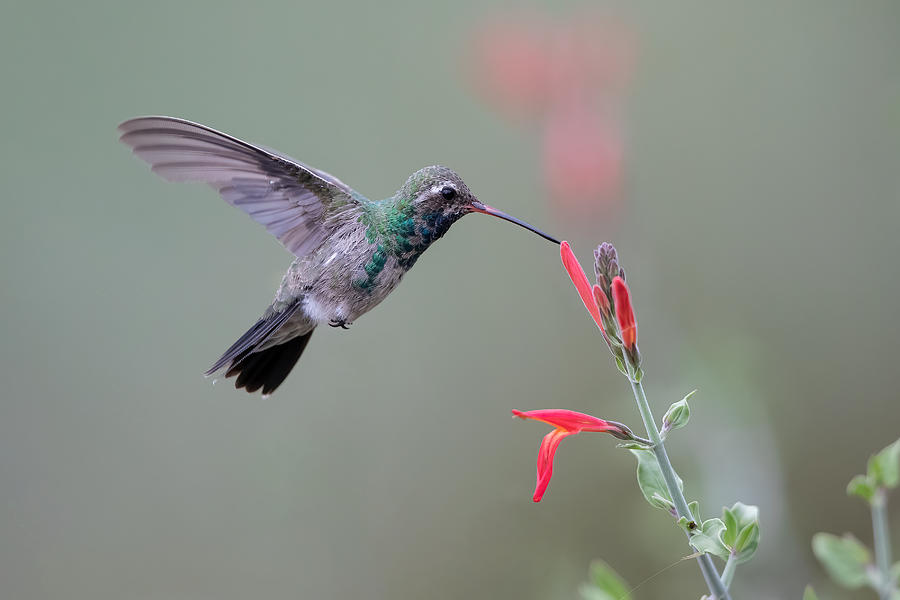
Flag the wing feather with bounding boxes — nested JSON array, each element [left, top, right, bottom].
[[119, 116, 360, 257]]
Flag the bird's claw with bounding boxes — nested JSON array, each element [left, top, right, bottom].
[[329, 319, 351, 329]]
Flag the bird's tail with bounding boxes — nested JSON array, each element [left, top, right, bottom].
[[205, 302, 313, 395]]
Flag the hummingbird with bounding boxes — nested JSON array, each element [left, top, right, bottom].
[[118, 116, 560, 396]]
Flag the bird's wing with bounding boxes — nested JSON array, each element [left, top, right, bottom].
[[118, 116, 360, 257]]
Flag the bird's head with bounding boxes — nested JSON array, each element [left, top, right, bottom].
[[401, 165, 560, 244]]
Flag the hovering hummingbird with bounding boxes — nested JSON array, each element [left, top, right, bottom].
[[119, 117, 560, 395]]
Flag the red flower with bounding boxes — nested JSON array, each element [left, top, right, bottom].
[[560, 241, 606, 333], [467, 14, 554, 119], [542, 100, 623, 207], [465, 11, 635, 213], [611, 276, 636, 349], [513, 409, 634, 502]]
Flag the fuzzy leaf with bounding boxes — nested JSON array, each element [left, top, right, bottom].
[[630, 449, 681, 512], [732, 522, 760, 564], [688, 500, 701, 520], [616, 441, 653, 450], [847, 474, 876, 503], [868, 438, 900, 489], [803, 585, 819, 600], [729, 502, 759, 528], [689, 518, 730, 560], [812, 532, 874, 588], [722, 508, 739, 548], [721, 503, 759, 551], [578, 560, 631, 600], [677, 515, 700, 535]]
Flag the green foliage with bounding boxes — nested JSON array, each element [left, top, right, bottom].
[[616, 442, 652, 450], [811, 533, 874, 589], [680, 502, 760, 564], [660, 390, 693, 439], [803, 584, 820, 600], [688, 500, 701, 520], [869, 438, 900, 489], [579, 560, 631, 600], [688, 517, 730, 560], [632, 365, 643, 382], [847, 438, 900, 504], [812, 438, 899, 599], [722, 502, 760, 564], [847, 474, 876, 503], [629, 448, 681, 513], [629, 442, 761, 572]]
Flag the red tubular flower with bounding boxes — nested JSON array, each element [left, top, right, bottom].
[[513, 409, 634, 502], [560, 241, 605, 333], [611, 276, 636, 349]]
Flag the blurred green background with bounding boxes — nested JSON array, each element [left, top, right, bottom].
[[1, 1, 898, 598]]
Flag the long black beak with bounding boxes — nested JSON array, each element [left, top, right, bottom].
[[470, 200, 560, 245]]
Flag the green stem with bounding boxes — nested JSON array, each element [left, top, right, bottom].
[[721, 555, 738, 589], [871, 488, 894, 600], [624, 354, 732, 600]]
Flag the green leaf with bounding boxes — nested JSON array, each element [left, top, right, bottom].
[[578, 586, 612, 600], [892, 560, 900, 584], [629, 449, 681, 512], [868, 438, 900, 489], [721, 502, 760, 555], [661, 391, 694, 437], [651, 492, 674, 509], [812, 532, 874, 588], [688, 500, 701, 520], [689, 518, 730, 560], [578, 560, 631, 600], [729, 502, 759, 529], [616, 441, 652, 450], [732, 522, 760, 564], [632, 366, 644, 382], [722, 508, 739, 548], [614, 356, 628, 376], [676, 515, 698, 534], [847, 474, 876, 503], [803, 584, 819, 600]]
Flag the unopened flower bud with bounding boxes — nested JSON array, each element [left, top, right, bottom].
[[611, 276, 637, 350], [592, 284, 611, 317], [594, 242, 625, 295]]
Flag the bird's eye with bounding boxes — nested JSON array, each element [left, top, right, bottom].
[[440, 186, 456, 200]]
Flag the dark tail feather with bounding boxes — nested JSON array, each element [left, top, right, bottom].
[[225, 330, 313, 395], [205, 302, 310, 395]]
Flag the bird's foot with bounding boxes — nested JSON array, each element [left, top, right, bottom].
[[329, 319, 351, 329]]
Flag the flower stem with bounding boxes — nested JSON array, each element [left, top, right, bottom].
[[624, 355, 732, 600], [871, 488, 894, 600], [721, 555, 738, 589]]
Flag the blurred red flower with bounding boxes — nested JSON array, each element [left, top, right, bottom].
[[467, 11, 635, 213], [542, 102, 623, 208], [468, 14, 554, 119], [513, 409, 634, 502]]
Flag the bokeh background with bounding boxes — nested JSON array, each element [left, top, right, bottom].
[[1, 1, 898, 598]]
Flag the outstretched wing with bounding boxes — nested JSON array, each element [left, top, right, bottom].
[[118, 116, 360, 257]]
